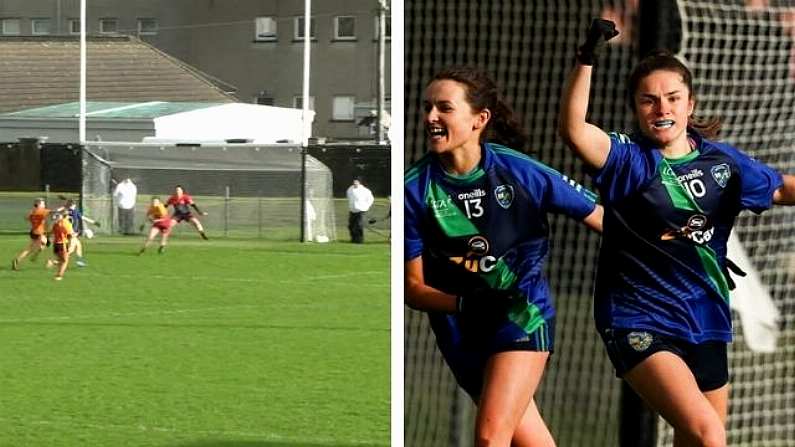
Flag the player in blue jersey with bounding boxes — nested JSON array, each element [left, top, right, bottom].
[[560, 20, 795, 447], [406, 66, 603, 446]]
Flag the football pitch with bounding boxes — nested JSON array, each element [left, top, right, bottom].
[[0, 235, 390, 447]]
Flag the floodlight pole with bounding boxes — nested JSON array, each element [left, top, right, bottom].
[[376, 0, 387, 144], [79, 0, 86, 144], [299, 0, 312, 242]]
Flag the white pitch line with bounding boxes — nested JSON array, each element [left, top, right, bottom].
[[0, 416, 387, 446], [72, 271, 388, 285], [0, 304, 260, 323]]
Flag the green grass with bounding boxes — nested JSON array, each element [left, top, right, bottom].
[[0, 235, 390, 447]]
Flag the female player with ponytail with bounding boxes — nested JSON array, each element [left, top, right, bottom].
[[405, 66, 603, 446], [560, 19, 795, 447]]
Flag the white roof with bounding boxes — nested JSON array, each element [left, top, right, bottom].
[[150, 102, 314, 144]]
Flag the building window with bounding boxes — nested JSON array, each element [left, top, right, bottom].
[[374, 15, 391, 40], [68, 18, 80, 34], [99, 18, 118, 34], [293, 16, 316, 40], [332, 96, 355, 121], [31, 18, 51, 35], [137, 18, 158, 35], [293, 96, 315, 110], [255, 90, 274, 105], [1, 18, 21, 35], [255, 16, 277, 41], [334, 16, 356, 40]]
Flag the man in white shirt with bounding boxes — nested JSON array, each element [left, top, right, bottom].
[[345, 178, 374, 243], [113, 178, 138, 235]]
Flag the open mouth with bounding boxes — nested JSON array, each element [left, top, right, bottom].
[[651, 119, 675, 129], [427, 126, 447, 138]]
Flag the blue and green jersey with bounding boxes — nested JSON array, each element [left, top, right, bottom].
[[593, 131, 783, 344], [405, 142, 597, 350]]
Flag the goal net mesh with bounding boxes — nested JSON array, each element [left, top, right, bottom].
[[405, 1, 795, 446], [81, 142, 336, 242], [660, 2, 795, 446]]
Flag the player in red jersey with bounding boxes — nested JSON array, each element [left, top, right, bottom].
[[138, 196, 177, 255], [12, 198, 51, 270], [165, 185, 209, 240]]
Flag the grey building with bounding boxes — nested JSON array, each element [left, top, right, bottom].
[[0, 0, 391, 141]]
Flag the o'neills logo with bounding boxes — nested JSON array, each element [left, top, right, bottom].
[[457, 189, 486, 200]]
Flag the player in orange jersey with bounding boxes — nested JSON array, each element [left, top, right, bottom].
[[138, 196, 176, 255], [47, 211, 73, 280], [11, 198, 51, 270]]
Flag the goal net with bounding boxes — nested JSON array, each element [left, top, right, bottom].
[[81, 141, 336, 242], [660, 2, 795, 446], [406, 1, 795, 446]]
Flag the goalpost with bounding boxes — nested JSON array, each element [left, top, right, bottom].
[[80, 141, 336, 242]]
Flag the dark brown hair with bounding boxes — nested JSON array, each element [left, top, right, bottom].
[[627, 51, 721, 139], [431, 66, 530, 151]]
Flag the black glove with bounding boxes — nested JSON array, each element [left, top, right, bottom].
[[577, 18, 619, 66], [456, 287, 516, 329], [368, 218, 377, 225], [94, 221, 101, 228]]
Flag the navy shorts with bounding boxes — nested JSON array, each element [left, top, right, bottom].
[[431, 313, 555, 400], [601, 328, 728, 392]]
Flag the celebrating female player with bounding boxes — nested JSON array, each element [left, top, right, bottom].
[[11, 198, 51, 270], [165, 185, 209, 240], [559, 20, 795, 447], [138, 196, 176, 255], [405, 66, 603, 446]]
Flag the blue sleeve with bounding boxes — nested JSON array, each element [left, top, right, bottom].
[[721, 144, 783, 213], [592, 132, 659, 203], [404, 179, 425, 261], [536, 167, 597, 220]]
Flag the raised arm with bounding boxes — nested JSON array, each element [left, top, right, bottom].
[[773, 174, 795, 205], [559, 19, 619, 171]]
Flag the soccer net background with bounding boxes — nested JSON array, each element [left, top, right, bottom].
[[82, 142, 336, 242], [405, 1, 795, 446]]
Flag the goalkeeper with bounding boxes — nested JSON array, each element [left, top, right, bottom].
[[165, 185, 209, 241], [405, 66, 603, 446], [559, 19, 795, 447]]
